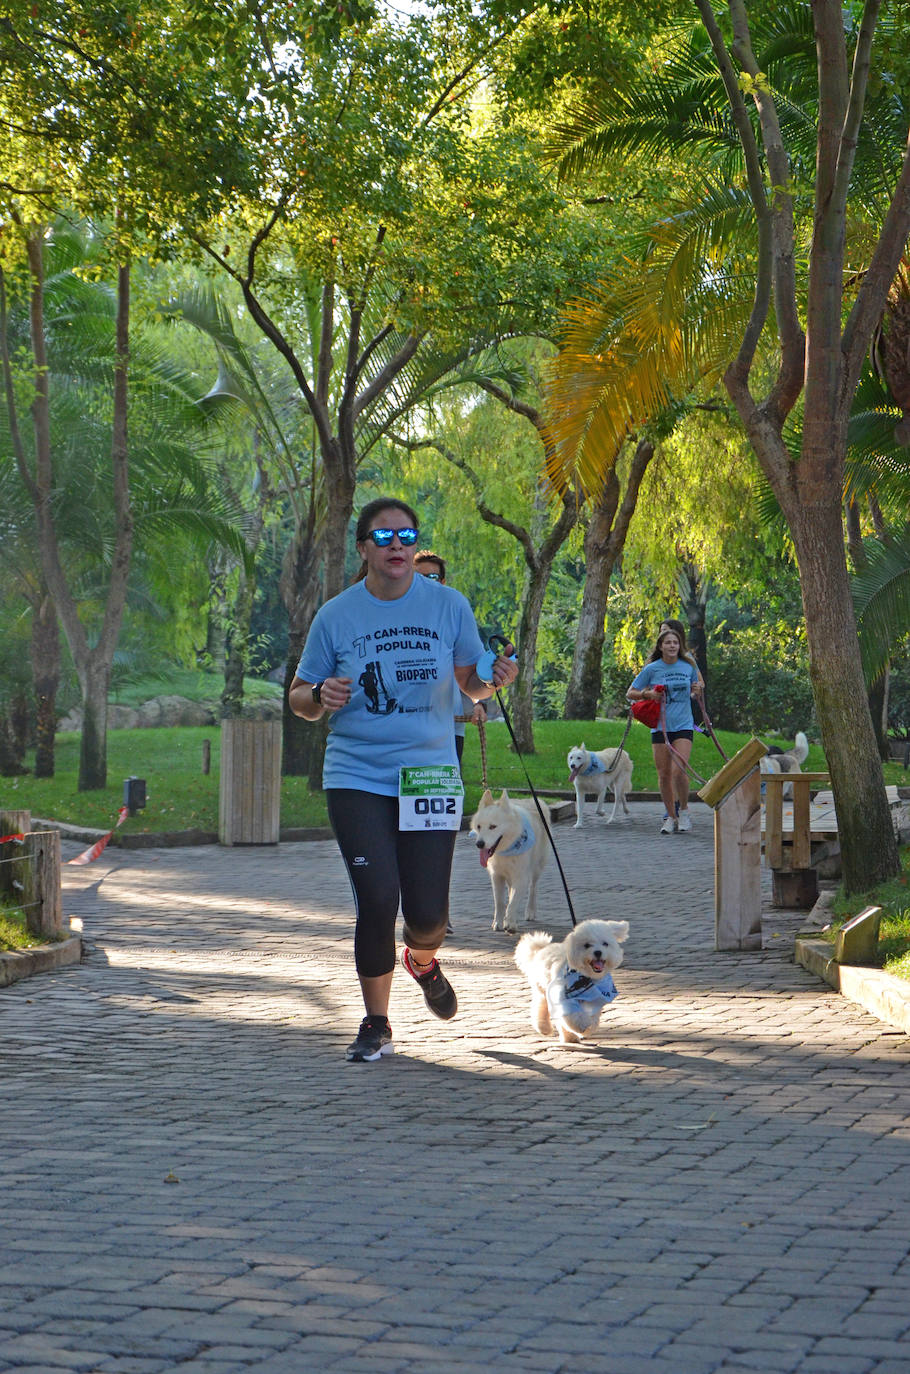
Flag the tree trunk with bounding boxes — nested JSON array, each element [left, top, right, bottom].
[[565, 439, 654, 718], [0, 718, 28, 775], [510, 488, 579, 752], [24, 237, 134, 793], [30, 587, 59, 779], [509, 566, 547, 753], [789, 497, 899, 892], [221, 620, 246, 719], [565, 474, 620, 720], [280, 509, 329, 781], [78, 659, 111, 792], [679, 563, 709, 683], [868, 671, 889, 762]]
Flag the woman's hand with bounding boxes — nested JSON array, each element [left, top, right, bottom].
[[289, 675, 352, 721], [318, 676, 353, 711], [491, 644, 518, 689]]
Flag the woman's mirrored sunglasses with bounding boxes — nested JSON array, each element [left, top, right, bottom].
[[366, 527, 419, 547]]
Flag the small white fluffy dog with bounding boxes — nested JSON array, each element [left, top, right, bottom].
[[566, 743, 634, 827], [759, 731, 809, 799], [471, 788, 549, 934], [514, 919, 629, 1044]]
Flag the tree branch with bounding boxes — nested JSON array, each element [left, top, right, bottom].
[[0, 263, 37, 501], [726, 0, 804, 419], [474, 376, 543, 430], [419, 8, 542, 130], [843, 131, 910, 388], [353, 333, 422, 419], [389, 433, 536, 564]]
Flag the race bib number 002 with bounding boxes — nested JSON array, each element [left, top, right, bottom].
[[399, 765, 464, 831]]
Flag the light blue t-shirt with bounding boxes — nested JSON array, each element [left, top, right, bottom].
[[631, 657, 698, 732], [297, 577, 485, 795]]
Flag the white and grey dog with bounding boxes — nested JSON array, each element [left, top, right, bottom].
[[566, 743, 634, 828], [760, 731, 809, 799], [515, 919, 629, 1044], [471, 788, 549, 934]]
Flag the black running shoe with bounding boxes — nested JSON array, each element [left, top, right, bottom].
[[345, 1016, 394, 1062], [401, 948, 458, 1020]]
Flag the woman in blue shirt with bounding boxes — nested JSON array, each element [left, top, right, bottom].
[[290, 497, 518, 1062], [627, 626, 700, 835]]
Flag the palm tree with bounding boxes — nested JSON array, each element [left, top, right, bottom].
[[0, 223, 251, 783], [846, 371, 910, 712], [541, 5, 909, 892]]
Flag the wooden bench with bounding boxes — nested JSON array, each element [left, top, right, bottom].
[[762, 772, 831, 907]]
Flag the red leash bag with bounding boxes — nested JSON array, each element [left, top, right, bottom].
[[630, 684, 664, 727]]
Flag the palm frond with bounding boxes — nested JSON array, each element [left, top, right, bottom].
[[542, 193, 758, 494], [852, 527, 910, 682]]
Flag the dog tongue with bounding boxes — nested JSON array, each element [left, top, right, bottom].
[[569, 766, 581, 783], [591, 958, 605, 972], [479, 848, 490, 869]]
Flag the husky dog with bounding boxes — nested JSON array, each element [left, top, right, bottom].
[[760, 731, 809, 799], [470, 788, 549, 934], [514, 919, 629, 1044], [566, 743, 634, 828]]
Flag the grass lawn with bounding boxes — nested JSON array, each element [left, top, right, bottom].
[[825, 844, 910, 983], [2, 717, 904, 837]]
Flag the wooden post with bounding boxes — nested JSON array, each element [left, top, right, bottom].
[[713, 766, 763, 951], [0, 809, 31, 897], [20, 830, 62, 939], [764, 773, 830, 908], [697, 739, 768, 953], [219, 719, 282, 845]]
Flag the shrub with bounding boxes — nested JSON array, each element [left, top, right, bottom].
[[704, 627, 816, 736]]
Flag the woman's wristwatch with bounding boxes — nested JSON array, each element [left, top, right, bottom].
[[311, 681, 324, 705]]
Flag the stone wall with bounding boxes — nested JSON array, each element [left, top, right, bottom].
[[58, 694, 283, 732]]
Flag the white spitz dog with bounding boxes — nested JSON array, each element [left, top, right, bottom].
[[759, 730, 810, 800], [566, 742, 634, 828], [470, 788, 549, 934], [514, 919, 629, 1044]]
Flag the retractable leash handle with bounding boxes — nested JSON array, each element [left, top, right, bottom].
[[476, 633, 517, 685]]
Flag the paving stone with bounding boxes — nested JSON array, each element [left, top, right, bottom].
[[0, 818, 907, 1373]]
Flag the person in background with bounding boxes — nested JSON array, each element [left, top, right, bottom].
[[660, 618, 705, 692], [627, 624, 700, 835], [289, 497, 517, 1063], [414, 549, 487, 767], [415, 548, 487, 936]]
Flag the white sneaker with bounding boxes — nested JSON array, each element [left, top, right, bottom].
[[677, 811, 692, 832], [660, 816, 676, 835]]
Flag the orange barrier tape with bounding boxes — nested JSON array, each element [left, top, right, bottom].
[[68, 806, 130, 865], [0, 833, 26, 844]]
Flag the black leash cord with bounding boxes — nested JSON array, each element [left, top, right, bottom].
[[493, 687, 579, 928]]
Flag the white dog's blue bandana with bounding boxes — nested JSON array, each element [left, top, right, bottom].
[[546, 968, 618, 1022], [578, 752, 607, 775], [500, 813, 536, 856]]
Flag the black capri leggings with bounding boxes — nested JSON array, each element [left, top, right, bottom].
[[326, 789, 457, 978]]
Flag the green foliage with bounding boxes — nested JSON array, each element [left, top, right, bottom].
[[888, 661, 910, 741], [703, 623, 816, 736], [0, 903, 43, 952]]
